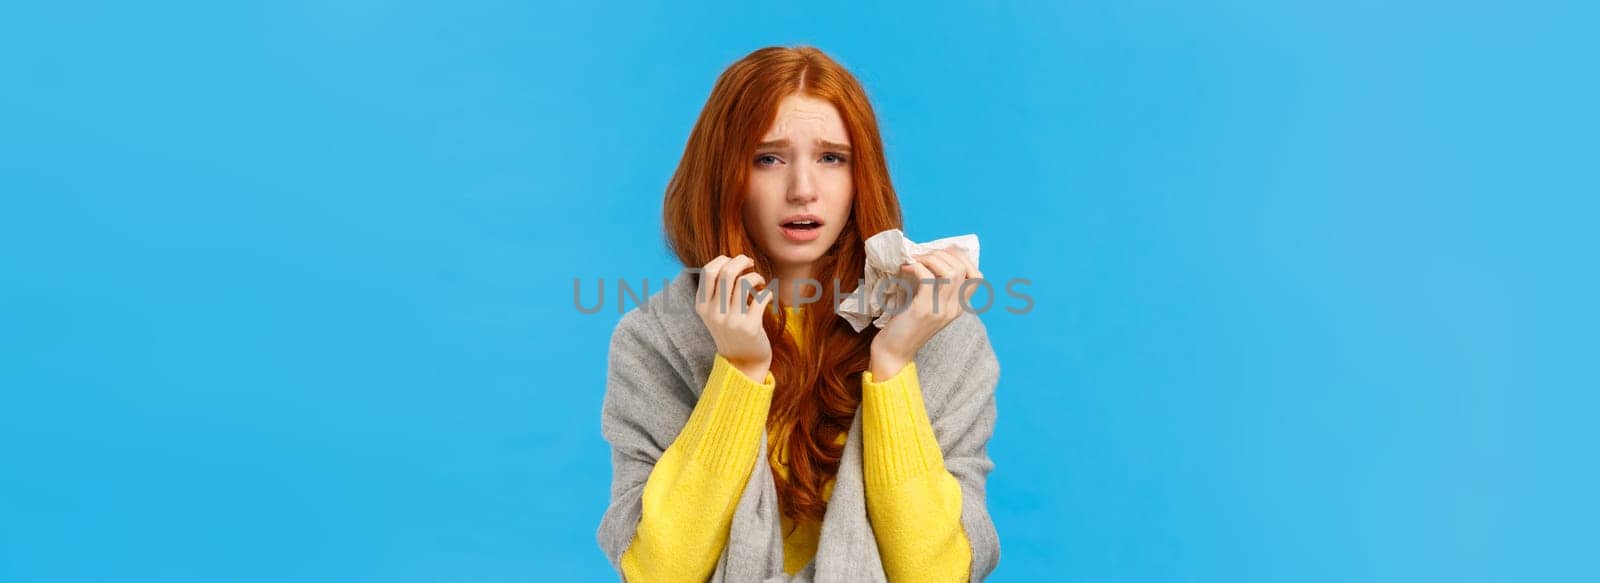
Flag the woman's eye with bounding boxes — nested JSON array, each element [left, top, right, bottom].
[[821, 153, 849, 165], [755, 154, 781, 167]]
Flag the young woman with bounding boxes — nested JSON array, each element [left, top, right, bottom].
[[597, 46, 1001, 582]]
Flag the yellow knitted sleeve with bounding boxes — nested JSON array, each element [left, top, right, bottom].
[[619, 354, 775, 583], [861, 362, 974, 582]]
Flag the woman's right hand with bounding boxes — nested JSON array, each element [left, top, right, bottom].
[[695, 254, 774, 382]]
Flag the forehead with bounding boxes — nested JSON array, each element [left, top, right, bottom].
[[761, 94, 850, 143]]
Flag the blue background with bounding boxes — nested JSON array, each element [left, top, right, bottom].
[[3, 1, 1596, 581]]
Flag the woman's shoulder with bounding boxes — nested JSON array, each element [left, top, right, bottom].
[[910, 310, 1001, 407], [605, 270, 717, 389], [609, 270, 701, 342]]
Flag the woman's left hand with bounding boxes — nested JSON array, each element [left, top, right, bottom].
[[869, 247, 983, 380]]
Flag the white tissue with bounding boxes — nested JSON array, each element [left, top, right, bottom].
[[836, 229, 981, 332]]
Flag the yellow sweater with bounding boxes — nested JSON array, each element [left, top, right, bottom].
[[619, 307, 972, 582]]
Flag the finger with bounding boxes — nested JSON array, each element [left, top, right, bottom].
[[936, 252, 968, 314], [942, 251, 967, 285], [939, 248, 969, 276], [943, 248, 971, 282], [718, 255, 753, 315], [734, 271, 765, 315], [947, 250, 982, 306], [751, 281, 775, 318], [896, 263, 920, 299], [699, 255, 730, 313], [918, 251, 955, 280], [944, 248, 977, 277], [906, 259, 937, 305], [946, 268, 968, 314], [958, 252, 982, 283], [955, 254, 983, 302]]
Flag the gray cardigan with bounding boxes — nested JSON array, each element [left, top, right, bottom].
[[596, 269, 1001, 582]]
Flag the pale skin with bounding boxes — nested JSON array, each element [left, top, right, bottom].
[[695, 93, 983, 382]]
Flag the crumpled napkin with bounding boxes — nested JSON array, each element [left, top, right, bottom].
[[836, 229, 981, 332]]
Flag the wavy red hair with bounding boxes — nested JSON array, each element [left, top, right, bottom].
[[663, 46, 903, 525]]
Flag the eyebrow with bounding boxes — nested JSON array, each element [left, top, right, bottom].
[[756, 139, 852, 152]]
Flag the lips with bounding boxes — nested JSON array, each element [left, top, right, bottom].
[[780, 214, 823, 230], [779, 214, 824, 243]]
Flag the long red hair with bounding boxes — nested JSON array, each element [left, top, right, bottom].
[[663, 46, 903, 524]]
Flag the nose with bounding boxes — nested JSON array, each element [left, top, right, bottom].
[[786, 163, 818, 204]]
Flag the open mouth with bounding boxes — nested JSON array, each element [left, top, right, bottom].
[[779, 215, 824, 242], [781, 219, 821, 230]]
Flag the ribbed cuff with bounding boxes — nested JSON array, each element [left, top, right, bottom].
[[861, 362, 947, 490], [680, 354, 776, 478]]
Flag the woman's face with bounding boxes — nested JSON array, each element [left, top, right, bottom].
[[743, 93, 855, 279]]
